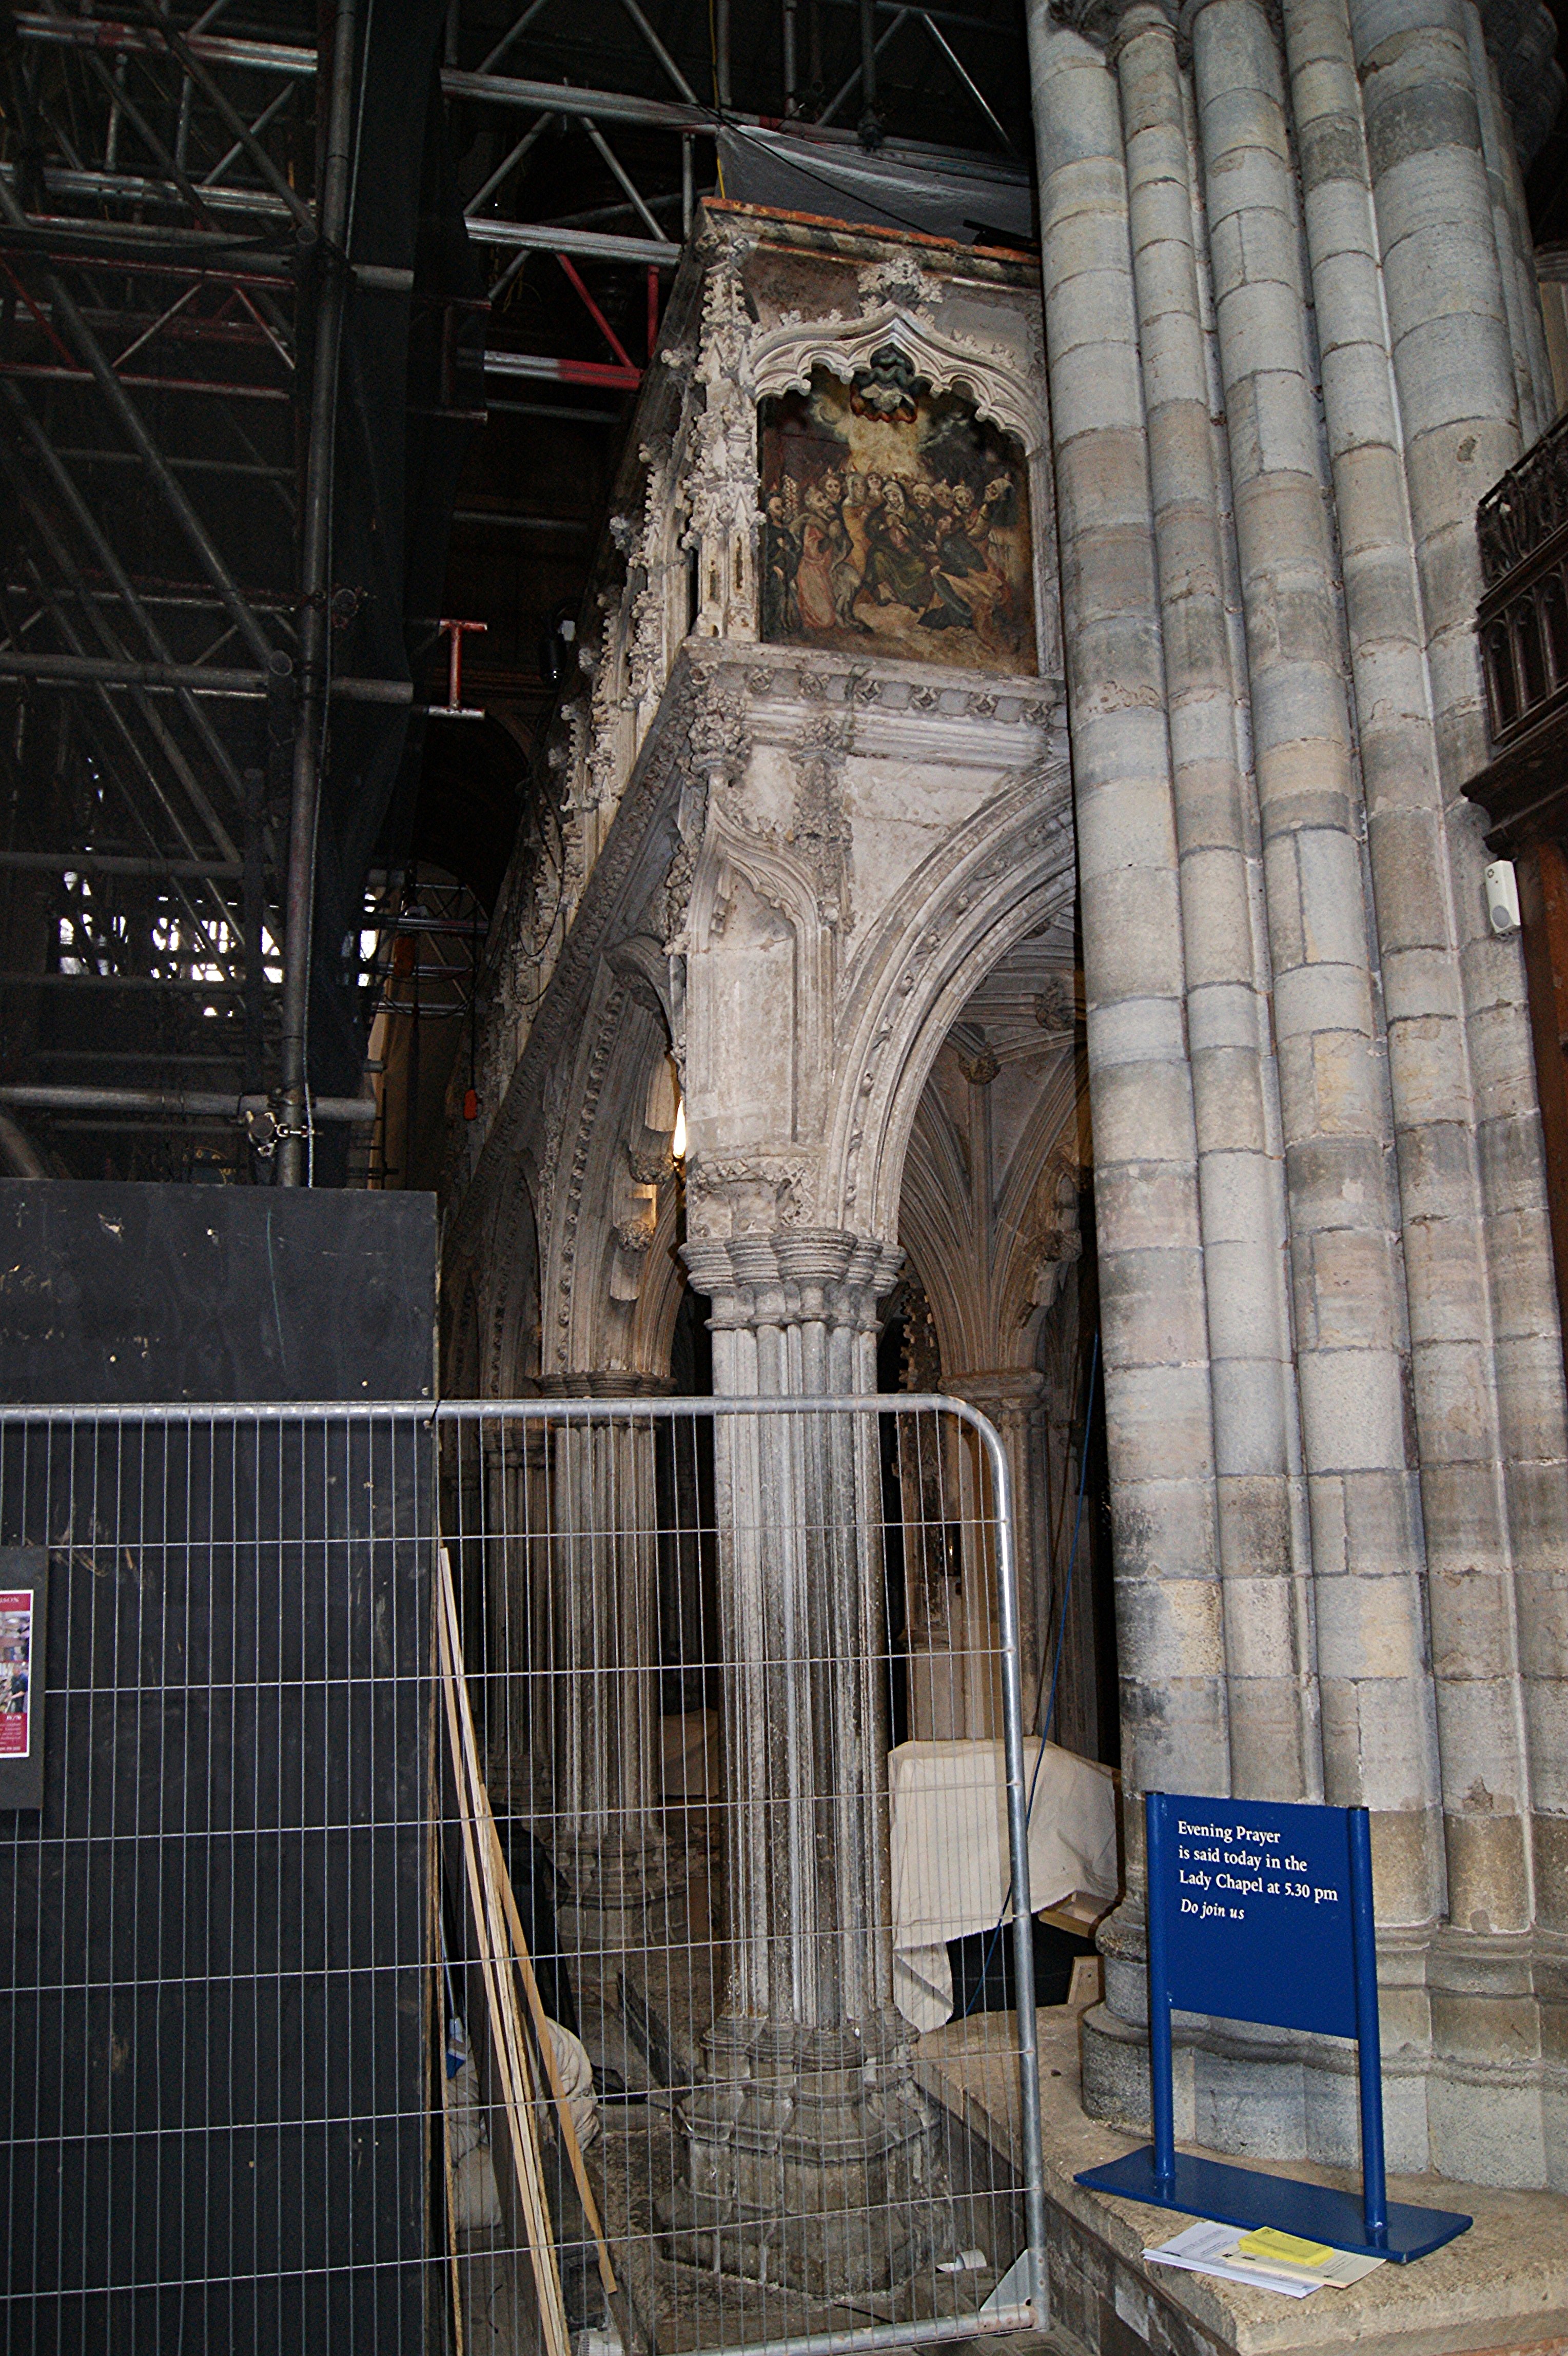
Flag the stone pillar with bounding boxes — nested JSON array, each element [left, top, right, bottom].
[[944, 1370, 1045, 1746], [1464, 2, 1554, 445], [536, 1371, 676, 1949], [487, 1416, 557, 1820], [1024, 4, 1230, 1814], [1114, 2, 1319, 1804], [1284, 0, 1536, 1960], [661, 1228, 938, 2296], [1349, 0, 1568, 2168], [1188, 0, 1444, 1926]]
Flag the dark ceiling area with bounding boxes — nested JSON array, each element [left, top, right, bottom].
[[2, 0, 1563, 1185], [1528, 0, 1568, 235]]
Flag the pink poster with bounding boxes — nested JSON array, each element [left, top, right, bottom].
[[0, 1592, 33, 1759]]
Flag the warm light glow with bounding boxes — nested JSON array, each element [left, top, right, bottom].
[[672, 1100, 687, 1161]]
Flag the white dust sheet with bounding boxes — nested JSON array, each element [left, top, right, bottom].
[[888, 1738, 1119, 2030]]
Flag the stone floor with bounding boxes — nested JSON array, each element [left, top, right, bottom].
[[446, 1945, 1566, 2356]]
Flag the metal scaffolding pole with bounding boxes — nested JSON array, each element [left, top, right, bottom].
[[278, 0, 357, 1186]]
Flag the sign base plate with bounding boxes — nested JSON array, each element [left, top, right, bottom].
[[1074, 2146, 1472, 2263]]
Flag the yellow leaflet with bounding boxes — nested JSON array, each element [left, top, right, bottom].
[[1235, 2229, 1334, 2267]]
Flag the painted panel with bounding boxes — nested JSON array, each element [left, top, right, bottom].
[[758, 351, 1035, 674]]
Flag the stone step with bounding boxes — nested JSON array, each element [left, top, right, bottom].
[[913, 2004, 1568, 2356]]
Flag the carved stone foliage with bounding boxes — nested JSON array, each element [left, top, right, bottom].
[[686, 680, 752, 783], [683, 1153, 817, 1234]]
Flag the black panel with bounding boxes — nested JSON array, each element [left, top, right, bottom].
[[0, 1187, 436, 2352], [0, 1183, 436, 1404]]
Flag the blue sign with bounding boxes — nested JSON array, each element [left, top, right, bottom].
[[1074, 1791, 1472, 2264], [1161, 1795, 1357, 2037]]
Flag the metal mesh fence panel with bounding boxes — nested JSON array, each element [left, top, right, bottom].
[[0, 1406, 434, 2356], [0, 1396, 1051, 2356], [437, 1397, 1048, 2356]]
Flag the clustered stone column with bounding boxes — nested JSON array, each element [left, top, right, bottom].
[[943, 1369, 1046, 1740], [533, 1372, 676, 1950], [1026, 17, 1232, 1839], [660, 1227, 940, 2294], [1114, 2, 1317, 1809], [1027, 0, 1568, 2187]]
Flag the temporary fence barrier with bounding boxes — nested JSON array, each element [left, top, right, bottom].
[[0, 1403, 433, 2354], [436, 1396, 1048, 2356], [0, 1395, 1054, 2356]]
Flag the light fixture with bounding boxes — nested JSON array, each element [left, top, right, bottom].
[[672, 1099, 687, 1161]]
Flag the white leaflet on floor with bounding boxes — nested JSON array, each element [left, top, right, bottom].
[[1142, 2219, 1321, 2298]]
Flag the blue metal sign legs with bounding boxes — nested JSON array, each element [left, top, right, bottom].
[[1348, 1809, 1388, 2249], [1074, 1793, 1472, 2263]]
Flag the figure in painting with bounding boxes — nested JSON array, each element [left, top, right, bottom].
[[757, 350, 1035, 675], [761, 490, 799, 637], [794, 481, 858, 634], [861, 480, 932, 613]]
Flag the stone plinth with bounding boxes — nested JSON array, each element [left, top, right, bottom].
[[915, 1998, 1568, 2356]]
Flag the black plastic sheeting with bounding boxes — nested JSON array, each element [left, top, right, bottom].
[[717, 124, 1035, 249]]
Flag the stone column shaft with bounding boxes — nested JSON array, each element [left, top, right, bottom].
[[1463, 2, 1553, 444], [537, 1374, 672, 1933], [1026, 7, 1230, 1810], [1350, 0, 1568, 1935], [1189, 0, 1443, 1923], [664, 1228, 933, 2295], [1115, 3, 1319, 1804], [1285, 0, 1533, 1940], [945, 1370, 1044, 1744]]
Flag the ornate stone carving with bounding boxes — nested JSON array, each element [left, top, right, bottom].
[[550, 988, 624, 1362], [685, 234, 760, 639], [954, 1036, 1001, 1086], [684, 1153, 817, 1233], [587, 610, 625, 810], [790, 711, 854, 931], [840, 787, 1072, 1213], [857, 251, 939, 320], [625, 1140, 676, 1186], [1033, 972, 1081, 1033], [687, 681, 751, 783], [749, 301, 1042, 459]]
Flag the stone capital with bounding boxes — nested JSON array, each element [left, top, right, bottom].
[[681, 1229, 901, 1337], [1049, 0, 1177, 55], [534, 1369, 674, 1400]]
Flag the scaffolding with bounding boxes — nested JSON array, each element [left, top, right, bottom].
[[0, 0, 1032, 1187]]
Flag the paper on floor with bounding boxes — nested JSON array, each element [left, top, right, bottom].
[[1144, 2218, 1388, 2297], [1230, 2226, 1385, 2288]]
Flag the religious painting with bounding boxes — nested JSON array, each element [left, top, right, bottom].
[[758, 348, 1036, 675]]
